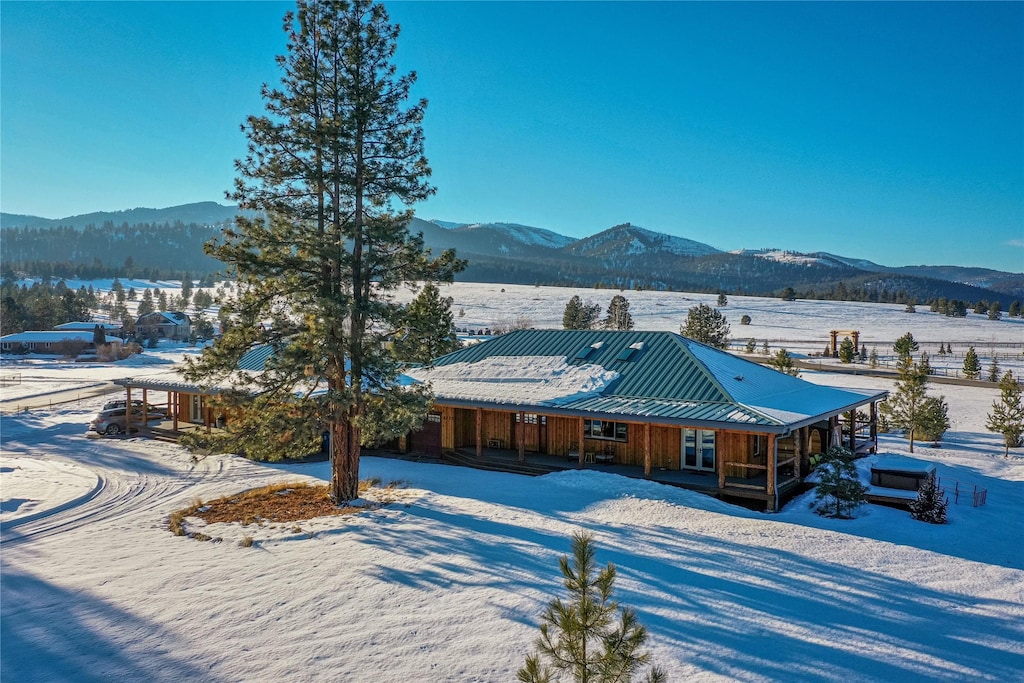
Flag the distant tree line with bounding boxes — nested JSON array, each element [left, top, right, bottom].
[[0, 220, 226, 280], [1, 280, 97, 333], [3, 220, 1020, 309]]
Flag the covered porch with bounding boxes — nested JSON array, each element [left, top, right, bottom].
[[112, 376, 225, 437], [435, 444, 804, 510]]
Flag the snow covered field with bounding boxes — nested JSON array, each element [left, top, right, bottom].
[[2, 285, 1023, 681]]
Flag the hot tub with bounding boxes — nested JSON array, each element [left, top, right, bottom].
[[870, 457, 936, 491]]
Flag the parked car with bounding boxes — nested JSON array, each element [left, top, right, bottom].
[[89, 407, 165, 435], [102, 398, 162, 413]]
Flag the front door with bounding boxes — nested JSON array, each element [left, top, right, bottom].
[[189, 395, 203, 424], [410, 412, 442, 456], [682, 429, 716, 472]]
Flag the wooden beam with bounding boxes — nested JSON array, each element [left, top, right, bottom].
[[172, 392, 178, 431], [767, 433, 777, 511], [517, 411, 525, 463], [577, 417, 585, 469], [125, 386, 132, 433], [643, 423, 651, 478], [793, 427, 803, 479], [870, 401, 878, 452], [142, 388, 148, 428], [476, 408, 483, 459], [203, 395, 211, 434]]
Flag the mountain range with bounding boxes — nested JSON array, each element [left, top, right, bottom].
[[2, 203, 1021, 303]]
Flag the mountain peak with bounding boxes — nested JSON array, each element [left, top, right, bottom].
[[569, 223, 721, 258]]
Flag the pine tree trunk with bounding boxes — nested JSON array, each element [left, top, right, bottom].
[[330, 418, 360, 503]]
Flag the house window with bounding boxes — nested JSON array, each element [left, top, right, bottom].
[[585, 419, 628, 442], [426, 413, 441, 423], [515, 413, 545, 425], [682, 428, 715, 471]]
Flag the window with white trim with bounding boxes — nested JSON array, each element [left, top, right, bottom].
[[584, 419, 628, 442]]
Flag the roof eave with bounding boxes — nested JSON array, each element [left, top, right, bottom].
[[429, 397, 792, 434], [780, 389, 890, 432]]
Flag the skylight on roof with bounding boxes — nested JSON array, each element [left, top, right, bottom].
[[573, 340, 605, 360], [615, 341, 645, 361]]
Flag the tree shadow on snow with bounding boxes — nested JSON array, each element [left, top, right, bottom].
[[602, 527, 1024, 681], [1, 570, 222, 683]]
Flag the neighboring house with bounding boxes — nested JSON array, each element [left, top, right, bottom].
[[404, 330, 888, 510], [136, 311, 192, 340], [113, 330, 888, 511], [0, 330, 122, 353], [54, 321, 124, 337]]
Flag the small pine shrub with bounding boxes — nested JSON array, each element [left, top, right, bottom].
[[813, 446, 867, 518], [909, 476, 948, 524]]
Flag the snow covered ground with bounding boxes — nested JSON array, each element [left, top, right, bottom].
[[2, 286, 1023, 681]]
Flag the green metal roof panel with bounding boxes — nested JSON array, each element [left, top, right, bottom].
[[557, 395, 779, 427], [422, 329, 887, 430], [433, 329, 730, 403], [237, 344, 275, 372]]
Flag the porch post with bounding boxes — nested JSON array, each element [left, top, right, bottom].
[[476, 408, 483, 459], [172, 392, 179, 431], [718, 438, 727, 491], [643, 423, 651, 478], [767, 433, 777, 511], [577, 417, 585, 469], [870, 401, 878, 452], [142, 388, 148, 428], [203, 395, 211, 434], [848, 410, 856, 451], [793, 428, 803, 479], [517, 410, 525, 463], [125, 386, 132, 432]]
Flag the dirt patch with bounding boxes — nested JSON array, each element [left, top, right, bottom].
[[169, 479, 404, 536], [193, 482, 359, 525]]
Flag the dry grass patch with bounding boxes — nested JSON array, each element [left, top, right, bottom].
[[169, 479, 406, 539]]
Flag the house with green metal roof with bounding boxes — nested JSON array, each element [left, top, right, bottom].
[[405, 329, 888, 510]]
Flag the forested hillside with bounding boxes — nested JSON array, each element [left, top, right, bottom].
[[1, 221, 225, 280], [1, 208, 1019, 307]]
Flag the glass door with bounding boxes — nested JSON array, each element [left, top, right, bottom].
[[682, 429, 715, 472]]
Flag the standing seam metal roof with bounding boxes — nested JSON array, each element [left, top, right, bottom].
[[428, 329, 886, 429]]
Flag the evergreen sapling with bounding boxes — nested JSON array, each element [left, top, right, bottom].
[[812, 446, 867, 519], [519, 531, 665, 683], [909, 475, 948, 524]]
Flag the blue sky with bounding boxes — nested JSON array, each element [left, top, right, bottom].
[[2, 1, 1022, 272]]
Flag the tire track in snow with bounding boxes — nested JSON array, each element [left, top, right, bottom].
[[1, 439, 277, 548]]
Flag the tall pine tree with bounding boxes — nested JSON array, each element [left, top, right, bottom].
[[680, 303, 730, 349], [184, 0, 463, 503], [603, 294, 634, 331], [963, 346, 981, 380], [838, 336, 856, 363], [769, 348, 799, 376], [562, 295, 601, 330], [391, 283, 460, 365], [893, 332, 918, 361], [880, 357, 929, 453], [986, 371, 1024, 457]]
